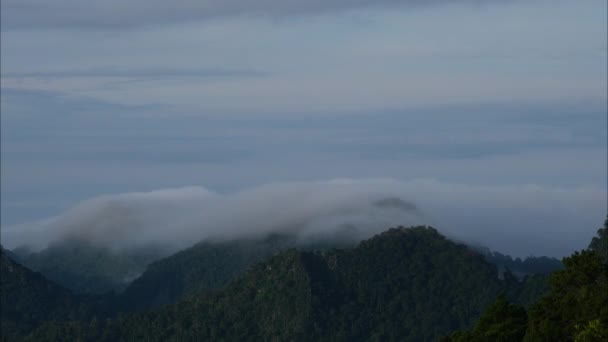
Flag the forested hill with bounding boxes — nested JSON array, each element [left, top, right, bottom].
[[117, 234, 302, 311], [11, 240, 165, 295], [445, 218, 608, 341], [24, 227, 544, 341], [117, 232, 357, 311], [5, 223, 603, 341], [0, 247, 87, 340], [445, 223, 608, 341], [7, 226, 559, 308], [473, 247, 563, 278], [116, 230, 556, 313]]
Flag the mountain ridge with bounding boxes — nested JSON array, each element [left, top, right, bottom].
[[19, 226, 549, 341]]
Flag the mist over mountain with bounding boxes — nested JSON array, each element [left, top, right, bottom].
[[11, 239, 165, 294], [2, 179, 605, 258], [0, 247, 95, 339], [3, 223, 606, 341], [9, 226, 567, 341], [2, 0, 605, 340]]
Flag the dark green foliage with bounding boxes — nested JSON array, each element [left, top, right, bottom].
[[26, 226, 540, 341], [118, 234, 303, 311], [1, 248, 88, 340], [447, 220, 608, 342], [513, 274, 551, 307], [13, 239, 162, 294], [320, 227, 506, 341], [11, 225, 591, 341], [118, 233, 357, 312], [0, 247, 122, 341], [524, 249, 608, 341], [523, 222, 608, 340], [445, 295, 527, 342], [588, 216, 608, 264], [475, 247, 563, 279]]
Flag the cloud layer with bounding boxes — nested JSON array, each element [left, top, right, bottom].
[[1, 1, 605, 262], [2, 179, 605, 258], [2, 0, 510, 29]]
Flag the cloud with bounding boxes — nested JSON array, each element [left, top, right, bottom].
[[1, 0, 515, 30], [1, 68, 267, 80], [0, 67, 268, 101], [0, 181, 422, 255], [3, 2, 604, 114], [2, 179, 605, 258]]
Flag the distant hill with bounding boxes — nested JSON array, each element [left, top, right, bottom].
[[119, 228, 555, 313], [446, 219, 608, 341], [118, 232, 356, 311], [471, 246, 563, 279], [0, 247, 89, 340], [446, 248, 607, 341], [12, 239, 166, 294], [25, 226, 545, 341], [118, 233, 301, 311]]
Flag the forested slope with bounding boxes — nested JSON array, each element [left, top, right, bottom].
[[445, 218, 608, 341], [1, 247, 89, 340], [25, 227, 540, 341]]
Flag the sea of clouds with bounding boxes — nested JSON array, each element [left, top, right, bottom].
[[2, 179, 605, 258]]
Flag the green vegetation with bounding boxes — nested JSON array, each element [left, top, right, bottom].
[[0, 247, 91, 340], [588, 216, 608, 264], [3, 221, 605, 341], [524, 249, 608, 341], [12, 239, 163, 294], [444, 295, 528, 342], [117, 234, 302, 311], [446, 220, 608, 341], [479, 250, 563, 279], [117, 233, 356, 311], [19, 227, 544, 341]]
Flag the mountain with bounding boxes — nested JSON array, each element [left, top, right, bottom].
[[118, 232, 356, 311], [445, 222, 608, 341], [472, 246, 563, 279], [445, 251, 608, 341], [118, 233, 300, 311], [119, 228, 552, 313], [12, 239, 166, 294], [25, 226, 543, 341], [0, 247, 89, 340]]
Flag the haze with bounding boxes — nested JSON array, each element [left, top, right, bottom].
[[1, 0, 606, 258]]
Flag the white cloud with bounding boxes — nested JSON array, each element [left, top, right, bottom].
[[2, 179, 605, 257], [1, 1, 605, 261]]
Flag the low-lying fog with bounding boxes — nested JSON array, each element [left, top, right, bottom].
[[2, 179, 605, 258]]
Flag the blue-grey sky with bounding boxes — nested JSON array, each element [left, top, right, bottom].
[[1, 0, 606, 256]]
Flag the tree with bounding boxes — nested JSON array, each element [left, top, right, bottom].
[[444, 295, 527, 342], [524, 249, 608, 341], [447, 217, 608, 342], [588, 216, 608, 264]]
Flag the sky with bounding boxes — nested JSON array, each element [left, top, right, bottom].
[[1, 0, 607, 257]]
